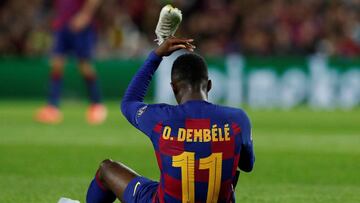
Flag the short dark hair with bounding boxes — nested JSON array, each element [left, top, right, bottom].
[[171, 53, 208, 86]]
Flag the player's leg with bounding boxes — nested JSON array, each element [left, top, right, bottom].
[[77, 59, 107, 124], [48, 56, 66, 107], [75, 26, 107, 124], [36, 28, 69, 123], [78, 60, 102, 104], [86, 159, 139, 203]]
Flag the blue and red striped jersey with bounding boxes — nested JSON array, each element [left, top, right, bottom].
[[121, 51, 254, 203]]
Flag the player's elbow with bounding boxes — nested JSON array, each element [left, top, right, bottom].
[[239, 158, 255, 173], [120, 100, 137, 125], [240, 164, 254, 173], [120, 100, 132, 118]]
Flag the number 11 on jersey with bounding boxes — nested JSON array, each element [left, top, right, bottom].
[[172, 152, 223, 203]]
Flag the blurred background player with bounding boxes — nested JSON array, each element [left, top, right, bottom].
[[35, 0, 107, 124]]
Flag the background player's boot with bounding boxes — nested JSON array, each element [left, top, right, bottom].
[[35, 105, 63, 124], [155, 4, 182, 45], [86, 104, 107, 125]]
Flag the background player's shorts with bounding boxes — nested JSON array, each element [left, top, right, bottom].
[[123, 176, 159, 203], [52, 25, 96, 60]]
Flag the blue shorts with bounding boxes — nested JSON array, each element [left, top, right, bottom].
[[123, 176, 159, 203], [52, 26, 96, 60]]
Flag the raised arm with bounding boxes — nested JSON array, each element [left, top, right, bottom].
[[121, 38, 195, 127], [121, 52, 162, 126]]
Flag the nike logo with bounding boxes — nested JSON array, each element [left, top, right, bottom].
[[133, 182, 141, 196]]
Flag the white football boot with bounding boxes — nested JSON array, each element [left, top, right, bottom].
[[57, 197, 80, 203], [155, 4, 182, 45]]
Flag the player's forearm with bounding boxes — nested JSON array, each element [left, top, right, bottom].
[[81, 0, 101, 17], [121, 52, 162, 118]]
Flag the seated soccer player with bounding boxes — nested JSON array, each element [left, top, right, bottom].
[[86, 37, 255, 203], [35, 0, 107, 124]]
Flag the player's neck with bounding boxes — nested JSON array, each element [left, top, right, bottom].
[[179, 91, 208, 104]]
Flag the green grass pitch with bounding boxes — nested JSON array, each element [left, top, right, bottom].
[[0, 100, 360, 203]]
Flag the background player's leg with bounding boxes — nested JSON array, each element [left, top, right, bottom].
[[78, 60, 107, 124], [75, 26, 107, 124], [35, 27, 69, 124], [86, 159, 139, 203], [35, 55, 66, 124], [78, 60, 102, 104], [48, 56, 66, 107]]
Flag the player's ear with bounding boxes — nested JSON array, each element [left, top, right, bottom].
[[171, 82, 178, 95], [207, 80, 212, 92]]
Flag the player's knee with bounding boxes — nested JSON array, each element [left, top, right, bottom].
[[99, 158, 113, 171], [98, 159, 115, 180], [78, 61, 96, 78], [51, 57, 65, 70], [51, 65, 64, 76]]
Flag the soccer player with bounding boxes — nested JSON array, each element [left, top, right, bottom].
[[86, 37, 255, 203], [35, 0, 107, 124]]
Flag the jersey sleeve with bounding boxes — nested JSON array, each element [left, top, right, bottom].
[[237, 109, 255, 172], [121, 51, 163, 136]]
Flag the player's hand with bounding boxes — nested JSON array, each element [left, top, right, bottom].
[[70, 12, 91, 33], [155, 37, 195, 57]]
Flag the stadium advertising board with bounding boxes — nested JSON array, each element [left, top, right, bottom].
[[1, 54, 359, 109], [155, 52, 360, 109]]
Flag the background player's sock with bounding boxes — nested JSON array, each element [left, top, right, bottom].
[[86, 172, 116, 203], [47, 71, 63, 107], [84, 75, 102, 104]]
